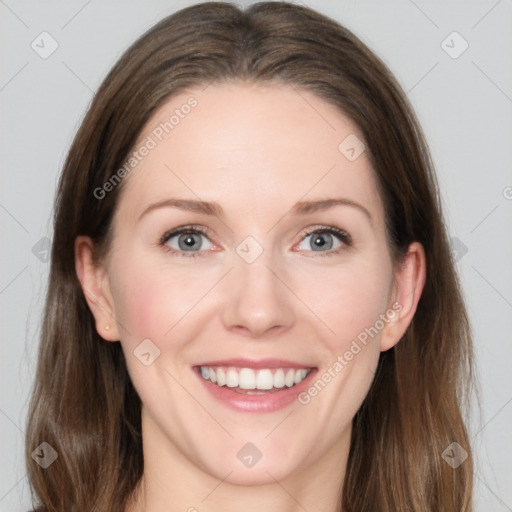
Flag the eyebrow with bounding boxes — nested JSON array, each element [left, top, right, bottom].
[[138, 197, 372, 223]]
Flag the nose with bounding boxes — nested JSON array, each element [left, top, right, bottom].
[[220, 249, 296, 338]]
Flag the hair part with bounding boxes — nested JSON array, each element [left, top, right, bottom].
[[25, 2, 474, 511]]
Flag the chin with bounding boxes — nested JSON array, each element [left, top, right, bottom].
[[208, 460, 298, 486]]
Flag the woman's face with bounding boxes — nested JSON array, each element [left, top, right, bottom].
[[77, 82, 424, 486]]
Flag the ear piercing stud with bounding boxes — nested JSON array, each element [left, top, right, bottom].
[[105, 325, 110, 330]]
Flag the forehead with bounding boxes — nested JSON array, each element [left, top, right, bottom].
[[115, 82, 384, 225]]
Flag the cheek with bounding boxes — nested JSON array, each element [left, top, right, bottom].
[[108, 253, 204, 343], [297, 256, 393, 347], [111, 274, 163, 341]]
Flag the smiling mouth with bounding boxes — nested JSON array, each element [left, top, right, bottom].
[[194, 365, 313, 394]]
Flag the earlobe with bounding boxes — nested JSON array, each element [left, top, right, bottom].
[[380, 241, 427, 352], [74, 235, 120, 342]]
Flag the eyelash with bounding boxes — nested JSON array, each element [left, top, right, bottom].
[[158, 224, 352, 258]]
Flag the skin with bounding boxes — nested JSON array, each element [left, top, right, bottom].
[[75, 82, 426, 512]]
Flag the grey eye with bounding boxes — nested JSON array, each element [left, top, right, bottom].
[[165, 231, 213, 252], [297, 231, 343, 252]]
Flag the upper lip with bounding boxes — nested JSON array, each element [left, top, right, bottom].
[[194, 358, 316, 370]]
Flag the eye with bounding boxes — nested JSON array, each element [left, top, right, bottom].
[[159, 224, 352, 258], [295, 226, 352, 256], [160, 226, 214, 257]]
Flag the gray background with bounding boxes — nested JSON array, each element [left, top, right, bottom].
[[1, 0, 511, 510]]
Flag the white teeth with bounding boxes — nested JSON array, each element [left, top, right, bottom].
[[226, 368, 238, 388], [285, 369, 295, 387], [216, 367, 226, 386], [239, 368, 256, 389], [256, 369, 274, 390], [273, 369, 285, 388], [198, 365, 311, 390], [294, 369, 308, 384]]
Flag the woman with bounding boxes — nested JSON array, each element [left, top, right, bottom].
[[25, 2, 474, 511]]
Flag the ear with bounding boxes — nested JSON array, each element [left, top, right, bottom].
[[74, 235, 120, 342], [380, 241, 426, 352]]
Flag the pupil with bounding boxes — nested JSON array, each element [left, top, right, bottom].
[[313, 233, 332, 250], [315, 235, 325, 247], [181, 234, 199, 250]]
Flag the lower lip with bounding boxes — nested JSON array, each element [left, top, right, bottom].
[[193, 367, 317, 413]]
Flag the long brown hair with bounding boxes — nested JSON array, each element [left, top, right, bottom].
[[25, 2, 475, 510]]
